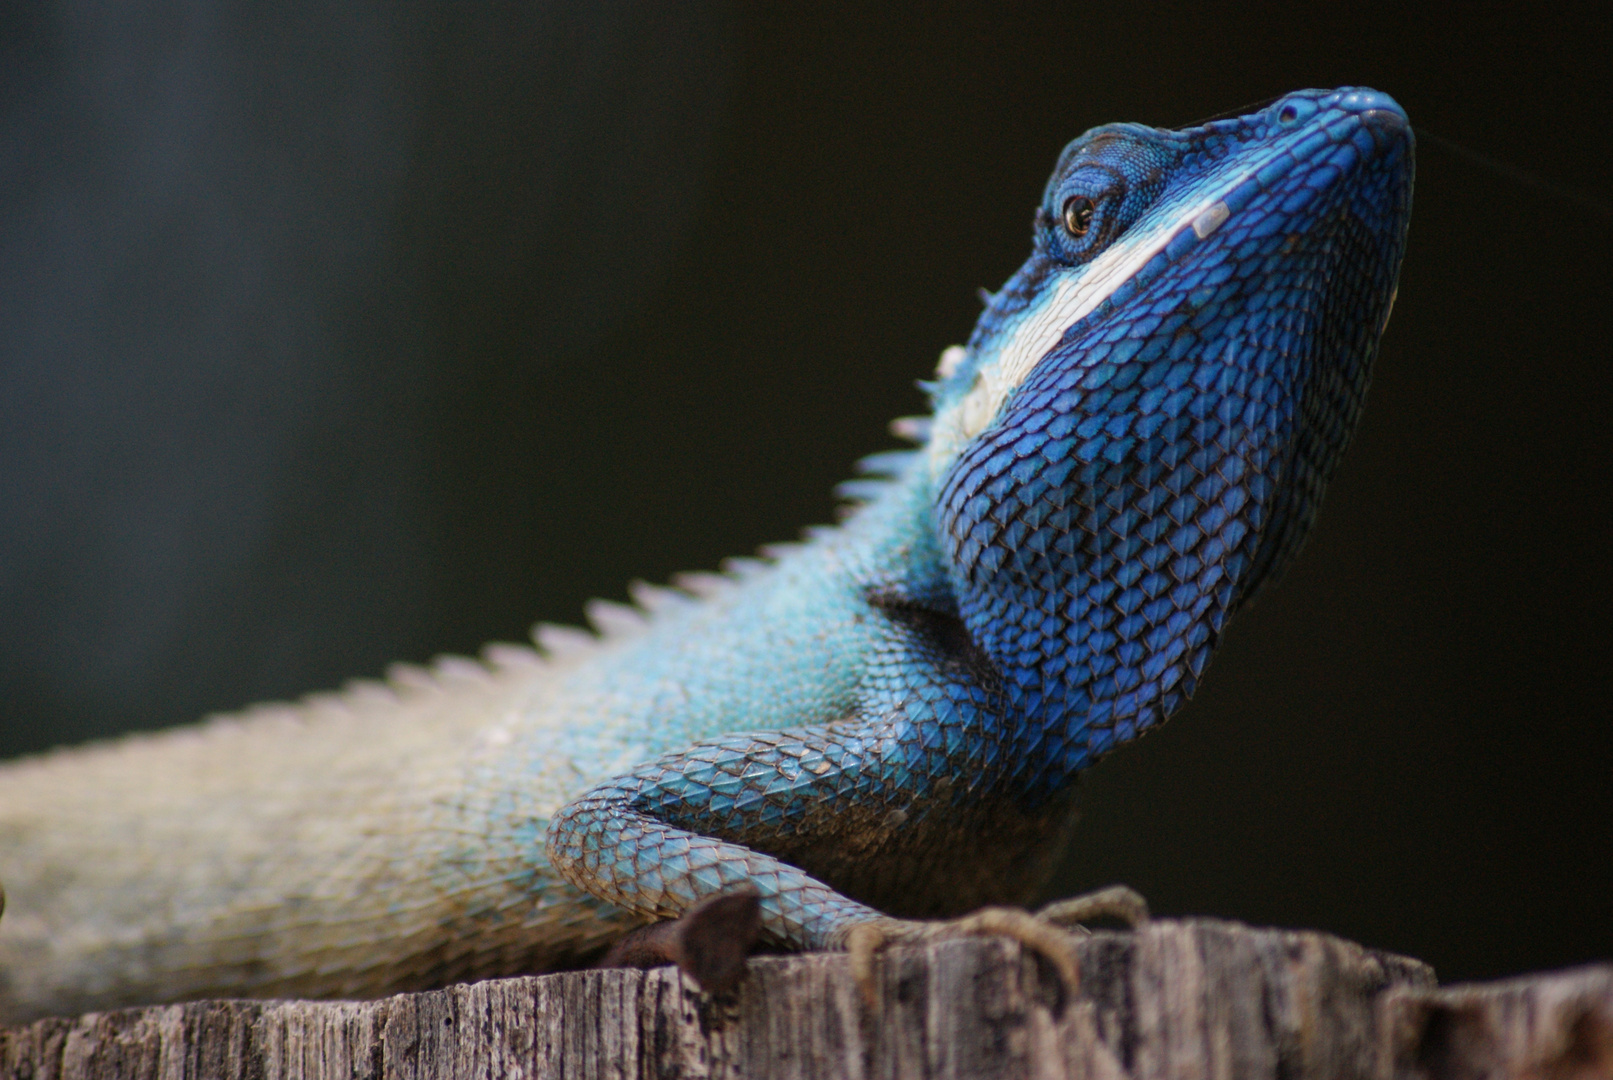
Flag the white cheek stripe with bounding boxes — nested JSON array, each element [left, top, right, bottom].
[[1192, 200, 1230, 238], [929, 139, 1294, 472]]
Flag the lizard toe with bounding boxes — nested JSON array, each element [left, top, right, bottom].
[[844, 906, 1085, 1008], [1035, 884, 1150, 931]]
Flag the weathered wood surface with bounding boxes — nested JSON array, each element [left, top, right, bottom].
[[0, 918, 1605, 1080], [1383, 962, 1613, 1080]]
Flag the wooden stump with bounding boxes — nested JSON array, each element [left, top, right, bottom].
[[1383, 963, 1613, 1080], [0, 918, 1607, 1079]]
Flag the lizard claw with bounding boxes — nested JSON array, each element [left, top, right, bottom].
[[844, 885, 1150, 1009], [1035, 883, 1150, 930], [847, 907, 1082, 1009]]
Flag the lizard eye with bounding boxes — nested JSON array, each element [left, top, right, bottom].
[[1061, 196, 1095, 238]]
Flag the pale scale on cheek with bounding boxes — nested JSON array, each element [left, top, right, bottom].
[[926, 141, 1294, 476]]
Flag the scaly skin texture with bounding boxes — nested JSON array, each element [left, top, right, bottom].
[[0, 88, 1414, 1024]]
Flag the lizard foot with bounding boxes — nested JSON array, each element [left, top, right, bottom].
[[596, 884, 763, 995], [843, 884, 1150, 1007], [1034, 883, 1150, 930]]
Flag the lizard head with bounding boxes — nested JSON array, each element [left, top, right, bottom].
[[925, 88, 1414, 768]]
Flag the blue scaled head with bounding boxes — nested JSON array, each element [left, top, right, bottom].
[[926, 88, 1414, 775]]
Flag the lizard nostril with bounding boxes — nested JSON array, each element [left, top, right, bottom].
[[1277, 104, 1299, 126]]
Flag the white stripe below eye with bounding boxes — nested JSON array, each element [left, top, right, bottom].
[[928, 139, 1295, 473]]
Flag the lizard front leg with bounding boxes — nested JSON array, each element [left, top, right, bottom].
[[545, 723, 905, 959], [546, 650, 1120, 993]]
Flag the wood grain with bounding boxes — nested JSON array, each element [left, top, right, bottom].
[[1, 919, 1605, 1079]]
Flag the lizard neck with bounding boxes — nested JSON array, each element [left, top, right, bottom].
[[925, 90, 1412, 794], [935, 329, 1306, 791]]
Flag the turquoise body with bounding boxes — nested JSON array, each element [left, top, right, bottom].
[[543, 87, 1414, 949], [0, 88, 1413, 1022]]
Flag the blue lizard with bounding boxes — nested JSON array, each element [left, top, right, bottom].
[[0, 87, 1413, 1022]]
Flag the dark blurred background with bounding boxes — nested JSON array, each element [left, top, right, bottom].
[[2, 2, 1609, 984]]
